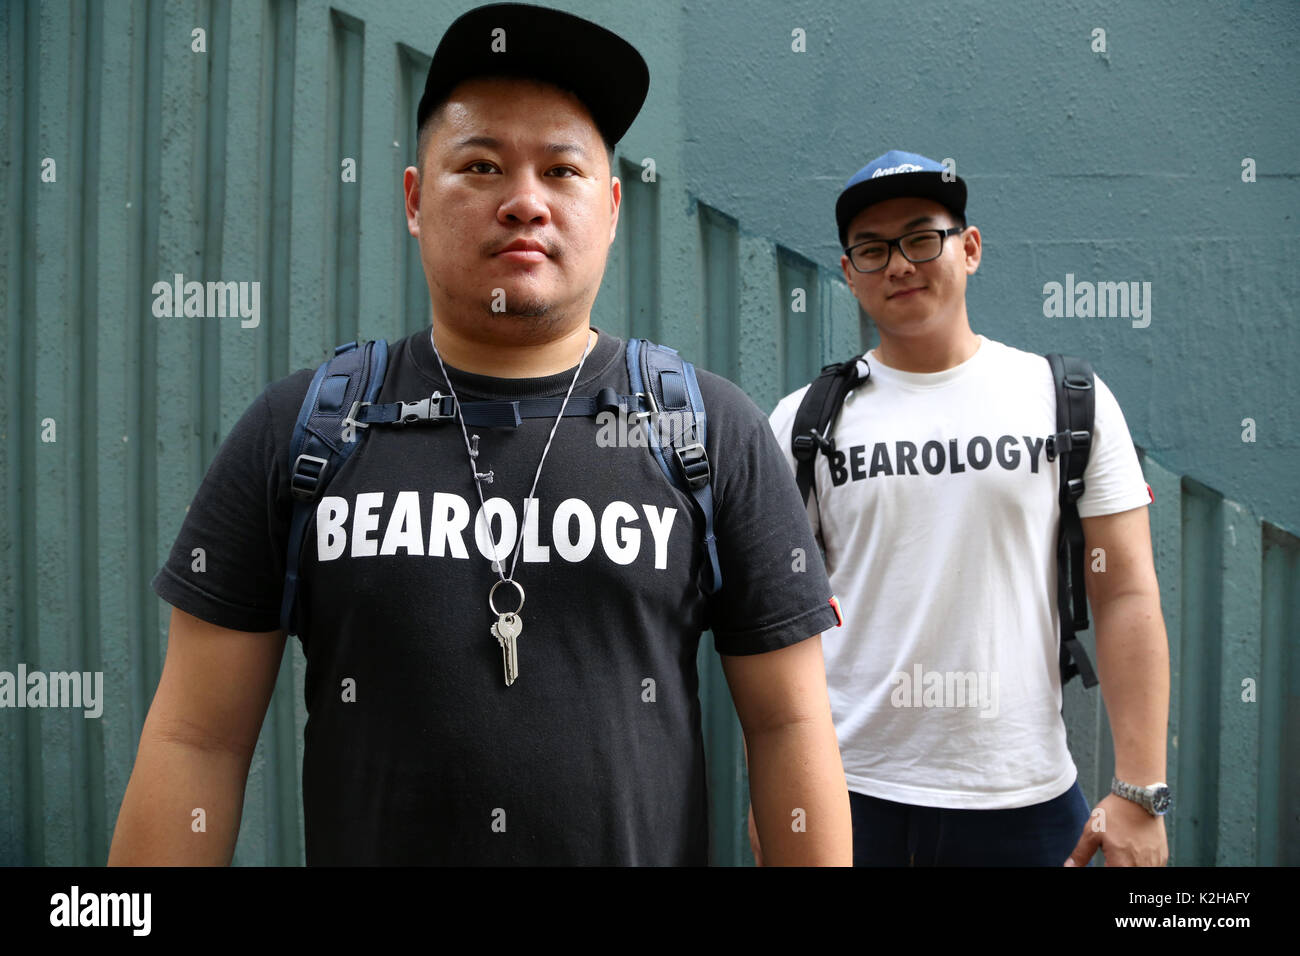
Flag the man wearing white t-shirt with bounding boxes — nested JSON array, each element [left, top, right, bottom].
[[766, 151, 1171, 866]]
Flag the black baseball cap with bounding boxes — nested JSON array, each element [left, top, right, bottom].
[[416, 3, 650, 146], [835, 151, 967, 247]]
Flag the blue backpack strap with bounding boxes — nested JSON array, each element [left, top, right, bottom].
[[626, 338, 722, 595], [280, 339, 389, 634]]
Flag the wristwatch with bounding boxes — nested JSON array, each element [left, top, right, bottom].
[[1111, 777, 1172, 816]]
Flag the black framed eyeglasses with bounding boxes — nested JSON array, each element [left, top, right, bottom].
[[844, 226, 966, 273]]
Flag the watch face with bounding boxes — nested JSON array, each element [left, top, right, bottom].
[[1151, 786, 1172, 814]]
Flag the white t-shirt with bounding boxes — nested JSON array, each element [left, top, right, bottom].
[[769, 335, 1151, 809]]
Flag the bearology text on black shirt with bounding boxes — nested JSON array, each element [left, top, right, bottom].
[[315, 491, 679, 567]]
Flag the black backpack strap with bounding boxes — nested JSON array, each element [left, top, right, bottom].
[[280, 339, 389, 634], [626, 338, 721, 595], [791, 357, 870, 506], [1045, 353, 1099, 689]]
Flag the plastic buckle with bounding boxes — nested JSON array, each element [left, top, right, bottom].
[[674, 442, 711, 490], [290, 454, 328, 501], [794, 428, 835, 461], [1046, 429, 1092, 461], [1066, 476, 1086, 501], [397, 391, 456, 424]]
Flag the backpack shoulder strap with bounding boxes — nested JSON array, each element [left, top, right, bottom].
[[791, 357, 870, 506], [1045, 353, 1098, 689], [626, 338, 721, 595], [280, 339, 389, 634]]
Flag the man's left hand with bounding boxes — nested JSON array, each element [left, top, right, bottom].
[[1065, 792, 1168, 866]]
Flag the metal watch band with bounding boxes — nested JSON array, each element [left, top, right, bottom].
[[1111, 776, 1171, 816]]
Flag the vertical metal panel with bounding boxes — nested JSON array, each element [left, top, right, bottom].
[[264, 0, 311, 866], [217, 0, 265, 409], [93, 0, 138, 873], [1176, 479, 1225, 864], [1216, 499, 1262, 865], [35, 0, 74, 869], [1259, 523, 1300, 865], [775, 246, 820, 398], [220, 0, 283, 867], [152, 1, 196, 803], [68, 0, 107, 866], [737, 235, 784, 413], [259, 0, 295, 379], [195, 0, 232, 474], [617, 157, 659, 343], [0, 0, 28, 867], [697, 203, 738, 384], [395, 43, 429, 337], [124, 2, 165, 870], [326, 9, 363, 346]]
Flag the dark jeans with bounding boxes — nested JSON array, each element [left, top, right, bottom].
[[849, 780, 1092, 866]]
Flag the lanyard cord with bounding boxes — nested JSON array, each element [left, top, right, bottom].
[[429, 326, 595, 585]]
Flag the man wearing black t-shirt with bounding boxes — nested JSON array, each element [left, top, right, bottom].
[[108, 3, 851, 866]]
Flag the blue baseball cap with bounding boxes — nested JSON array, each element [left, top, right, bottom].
[[835, 150, 967, 247]]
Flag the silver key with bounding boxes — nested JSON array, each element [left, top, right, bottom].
[[491, 613, 521, 686], [500, 613, 520, 685]]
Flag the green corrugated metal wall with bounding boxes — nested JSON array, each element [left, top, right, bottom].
[[2, 0, 1296, 866]]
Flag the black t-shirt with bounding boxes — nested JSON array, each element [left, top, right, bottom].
[[152, 326, 839, 865]]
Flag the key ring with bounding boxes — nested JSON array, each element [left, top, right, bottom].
[[488, 579, 525, 617]]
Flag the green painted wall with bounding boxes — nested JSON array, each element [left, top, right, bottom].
[[2, 0, 1295, 866]]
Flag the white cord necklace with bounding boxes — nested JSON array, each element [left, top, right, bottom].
[[429, 326, 595, 686]]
